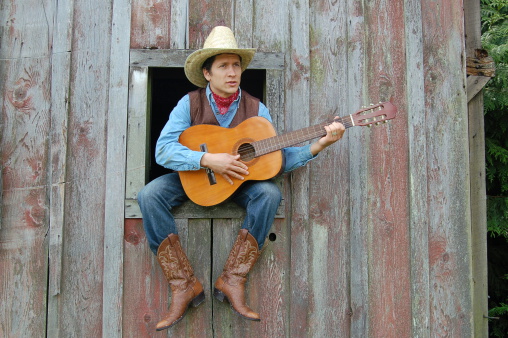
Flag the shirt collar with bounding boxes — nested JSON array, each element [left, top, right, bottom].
[[206, 83, 242, 104]]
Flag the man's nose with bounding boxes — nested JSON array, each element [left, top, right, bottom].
[[227, 66, 238, 76]]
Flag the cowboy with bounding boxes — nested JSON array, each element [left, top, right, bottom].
[[137, 26, 345, 331]]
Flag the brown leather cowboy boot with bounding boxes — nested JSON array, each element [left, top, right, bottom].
[[213, 229, 261, 321], [156, 234, 205, 331]]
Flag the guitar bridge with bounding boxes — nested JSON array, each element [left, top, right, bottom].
[[200, 143, 217, 185]]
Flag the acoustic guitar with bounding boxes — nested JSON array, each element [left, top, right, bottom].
[[178, 101, 397, 206]]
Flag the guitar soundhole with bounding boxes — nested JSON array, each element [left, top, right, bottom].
[[238, 143, 256, 162]]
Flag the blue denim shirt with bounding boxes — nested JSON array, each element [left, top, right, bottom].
[[155, 85, 316, 173]]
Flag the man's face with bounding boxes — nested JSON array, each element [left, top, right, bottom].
[[203, 53, 242, 98]]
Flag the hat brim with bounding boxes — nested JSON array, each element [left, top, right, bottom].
[[184, 48, 256, 88]]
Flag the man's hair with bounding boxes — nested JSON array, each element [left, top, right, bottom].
[[202, 55, 217, 73], [202, 54, 243, 73]]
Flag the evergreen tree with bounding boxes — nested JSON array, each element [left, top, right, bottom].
[[482, 0, 508, 336]]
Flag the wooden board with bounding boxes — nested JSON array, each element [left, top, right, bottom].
[[54, 0, 113, 335], [307, 0, 351, 336], [284, 0, 313, 336], [403, 0, 432, 335], [0, 0, 53, 336], [421, 0, 473, 335], [364, 0, 412, 336], [464, 0, 489, 335], [0, 58, 51, 337]]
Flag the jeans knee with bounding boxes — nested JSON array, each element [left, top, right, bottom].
[[137, 184, 152, 206], [264, 182, 282, 205]]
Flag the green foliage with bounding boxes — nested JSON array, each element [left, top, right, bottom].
[[482, 1, 508, 336], [482, 0, 508, 233], [489, 301, 508, 337], [487, 196, 508, 237]]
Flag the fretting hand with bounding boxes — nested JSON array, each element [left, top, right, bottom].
[[310, 118, 345, 156]]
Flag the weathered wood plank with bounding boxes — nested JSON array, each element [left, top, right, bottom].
[[248, 5, 291, 336], [102, 0, 132, 336], [467, 75, 490, 103], [130, 0, 171, 49], [421, 0, 473, 336], [364, 0, 412, 336], [256, 218, 290, 336], [234, 0, 254, 48], [125, 67, 149, 202], [130, 49, 285, 70], [0, 1, 53, 335], [287, 0, 312, 336], [346, 0, 370, 335], [57, 0, 113, 334], [170, 0, 189, 49], [464, 0, 489, 335], [1, 58, 51, 337], [122, 218, 170, 336], [1, 36, 53, 336], [188, 0, 232, 49], [47, 0, 74, 336], [403, 0, 431, 335], [126, 198, 285, 219], [308, 0, 351, 336]]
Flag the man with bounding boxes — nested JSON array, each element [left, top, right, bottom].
[[138, 26, 345, 331]]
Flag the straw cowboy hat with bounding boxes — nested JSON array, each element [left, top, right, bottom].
[[184, 26, 256, 88]]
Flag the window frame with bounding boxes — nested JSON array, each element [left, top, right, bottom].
[[124, 49, 286, 219]]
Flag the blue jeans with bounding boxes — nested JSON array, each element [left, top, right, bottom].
[[138, 172, 282, 254]]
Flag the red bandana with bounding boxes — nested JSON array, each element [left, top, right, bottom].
[[212, 90, 239, 115]]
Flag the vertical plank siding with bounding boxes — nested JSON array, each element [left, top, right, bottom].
[[464, 0, 489, 336], [346, 0, 371, 335], [364, 0, 412, 336], [1, 0, 52, 336], [421, 0, 473, 336], [0, 0, 484, 337], [308, 1, 351, 336]]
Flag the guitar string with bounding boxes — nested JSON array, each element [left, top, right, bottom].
[[236, 117, 355, 159]]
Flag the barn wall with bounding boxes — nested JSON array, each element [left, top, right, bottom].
[[0, 0, 485, 337]]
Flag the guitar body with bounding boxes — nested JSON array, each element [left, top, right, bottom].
[[178, 116, 283, 206], [177, 101, 398, 206]]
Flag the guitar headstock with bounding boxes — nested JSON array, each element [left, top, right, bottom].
[[351, 102, 397, 127]]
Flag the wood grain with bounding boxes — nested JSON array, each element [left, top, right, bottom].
[[422, 0, 473, 335], [0, 0, 52, 336], [364, 0, 412, 336], [308, 0, 351, 336]]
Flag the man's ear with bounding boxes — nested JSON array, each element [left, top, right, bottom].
[[203, 68, 211, 82]]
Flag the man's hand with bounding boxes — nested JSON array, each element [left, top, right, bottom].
[[200, 153, 249, 185], [310, 118, 346, 156]]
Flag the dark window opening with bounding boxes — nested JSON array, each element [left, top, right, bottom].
[[148, 67, 267, 181]]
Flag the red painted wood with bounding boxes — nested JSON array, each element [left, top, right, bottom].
[[1, 65, 50, 332], [421, 0, 473, 336], [130, 0, 171, 49], [123, 219, 169, 336], [364, 0, 412, 336], [307, 0, 352, 336]]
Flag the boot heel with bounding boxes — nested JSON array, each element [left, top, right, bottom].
[[213, 288, 226, 302], [192, 291, 205, 307]]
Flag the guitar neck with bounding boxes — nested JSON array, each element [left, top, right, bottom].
[[253, 115, 354, 157]]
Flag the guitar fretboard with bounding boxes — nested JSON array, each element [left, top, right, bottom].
[[253, 115, 354, 157]]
